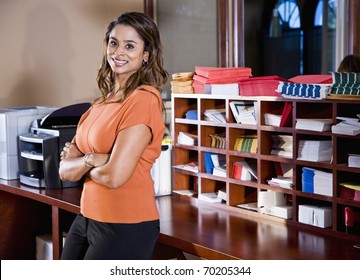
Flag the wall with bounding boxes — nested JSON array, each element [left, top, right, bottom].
[[0, 0, 143, 107]]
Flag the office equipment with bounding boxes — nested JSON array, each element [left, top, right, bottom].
[[0, 106, 58, 180], [18, 103, 90, 188], [151, 143, 172, 196]]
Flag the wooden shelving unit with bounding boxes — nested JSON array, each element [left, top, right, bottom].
[[171, 93, 360, 238]]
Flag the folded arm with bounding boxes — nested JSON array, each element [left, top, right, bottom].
[[58, 123, 151, 189]]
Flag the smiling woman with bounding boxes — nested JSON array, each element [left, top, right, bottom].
[[58, 12, 169, 260], [106, 24, 149, 93]]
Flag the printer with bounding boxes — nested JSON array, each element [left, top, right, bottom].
[[18, 103, 90, 188]]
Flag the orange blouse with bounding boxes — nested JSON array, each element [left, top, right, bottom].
[[75, 85, 165, 223]]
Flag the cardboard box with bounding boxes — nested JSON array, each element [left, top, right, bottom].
[[0, 106, 57, 179], [298, 204, 332, 228]]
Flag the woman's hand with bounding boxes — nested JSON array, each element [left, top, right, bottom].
[[60, 142, 83, 161]]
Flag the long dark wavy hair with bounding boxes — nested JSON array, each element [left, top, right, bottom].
[[95, 12, 168, 103]]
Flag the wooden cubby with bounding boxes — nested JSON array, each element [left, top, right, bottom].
[[171, 93, 360, 239]]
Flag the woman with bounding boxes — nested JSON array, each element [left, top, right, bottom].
[[59, 12, 168, 260]]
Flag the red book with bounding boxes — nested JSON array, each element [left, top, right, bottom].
[[195, 66, 252, 79], [231, 162, 243, 180], [289, 74, 332, 84], [194, 74, 249, 84], [238, 76, 287, 97], [279, 102, 293, 127]]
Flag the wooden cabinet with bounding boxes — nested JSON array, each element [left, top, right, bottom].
[[171, 93, 360, 239]]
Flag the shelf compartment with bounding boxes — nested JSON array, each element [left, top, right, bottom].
[[228, 183, 257, 208], [260, 131, 293, 159], [260, 100, 293, 127], [336, 170, 360, 205], [173, 96, 198, 119], [295, 134, 333, 164], [336, 102, 360, 119], [173, 171, 198, 194], [259, 159, 293, 186], [336, 204, 360, 236], [200, 125, 226, 149], [296, 197, 333, 229], [335, 137, 360, 166], [295, 101, 333, 119], [229, 127, 258, 154], [229, 155, 258, 183], [199, 99, 226, 122]]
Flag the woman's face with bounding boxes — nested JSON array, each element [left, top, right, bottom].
[[107, 24, 149, 81]]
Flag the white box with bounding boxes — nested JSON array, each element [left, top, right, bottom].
[[36, 233, 66, 260], [298, 204, 332, 228], [151, 143, 172, 196], [260, 205, 292, 219], [0, 106, 58, 179]]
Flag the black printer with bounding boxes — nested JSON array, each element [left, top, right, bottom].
[[18, 103, 90, 188]]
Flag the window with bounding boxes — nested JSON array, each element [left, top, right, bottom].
[[277, 0, 300, 29], [314, 0, 337, 29]]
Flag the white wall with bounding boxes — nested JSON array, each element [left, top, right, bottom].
[[0, 0, 143, 107]]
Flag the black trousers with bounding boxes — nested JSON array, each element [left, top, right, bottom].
[[61, 214, 160, 260]]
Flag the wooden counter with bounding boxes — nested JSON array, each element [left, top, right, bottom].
[[1, 179, 360, 260]]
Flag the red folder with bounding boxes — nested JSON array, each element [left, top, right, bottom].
[[289, 74, 333, 84], [195, 66, 252, 79], [279, 102, 293, 127]]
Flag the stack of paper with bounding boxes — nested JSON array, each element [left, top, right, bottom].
[[295, 118, 333, 132], [271, 134, 293, 159], [297, 140, 332, 162], [203, 109, 226, 123], [170, 72, 194, 94], [264, 102, 292, 127], [348, 154, 360, 168], [175, 162, 199, 173], [210, 83, 239, 96], [198, 192, 223, 203], [302, 167, 333, 196], [177, 131, 198, 146], [331, 116, 360, 136], [267, 177, 293, 189], [229, 101, 257, 125], [264, 113, 281, 126]]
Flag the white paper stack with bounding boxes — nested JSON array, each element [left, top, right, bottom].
[[297, 140, 332, 162], [210, 83, 239, 96], [177, 131, 198, 146], [203, 109, 227, 123], [332, 116, 360, 136], [295, 118, 333, 132], [302, 167, 333, 196], [348, 154, 360, 168]]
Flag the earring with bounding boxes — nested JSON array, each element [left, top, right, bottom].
[[142, 60, 148, 66]]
